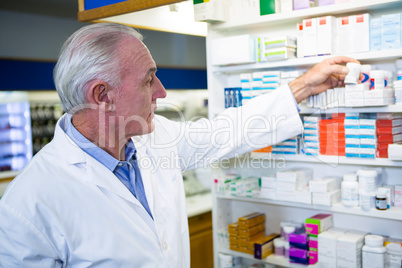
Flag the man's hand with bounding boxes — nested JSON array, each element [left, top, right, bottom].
[[289, 56, 361, 103]]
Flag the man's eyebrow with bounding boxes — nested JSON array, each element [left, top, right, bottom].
[[147, 67, 157, 77]]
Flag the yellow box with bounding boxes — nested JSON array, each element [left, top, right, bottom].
[[238, 222, 266, 238], [238, 212, 265, 228], [254, 233, 280, 260], [228, 222, 239, 235]]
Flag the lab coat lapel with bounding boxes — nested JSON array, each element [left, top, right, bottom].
[[85, 155, 141, 206], [134, 143, 155, 218]]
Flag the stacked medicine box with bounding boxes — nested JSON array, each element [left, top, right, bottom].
[[302, 116, 320, 156], [0, 101, 32, 171], [228, 213, 266, 255], [240, 73, 254, 105], [276, 168, 312, 203], [376, 113, 402, 158], [271, 136, 300, 155], [257, 36, 296, 62], [359, 115, 377, 159], [345, 113, 360, 158], [305, 214, 334, 265], [319, 114, 345, 156]]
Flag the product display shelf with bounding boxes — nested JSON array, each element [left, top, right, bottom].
[[207, 1, 402, 266], [210, 0, 401, 31], [0, 171, 19, 181], [249, 153, 402, 167], [299, 104, 402, 115], [219, 247, 293, 268], [211, 48, 402, 74], [217, 194, 402, 221]]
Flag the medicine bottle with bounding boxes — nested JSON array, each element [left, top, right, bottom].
[[341, 173, 359, 207], [360, 64, 372, 84], [283, 226, 296, 242], [370, 70, 386, 90], [362, 235, 386, 268], [345, 62, 361, 84], [375, 192, 388, 210], [274, 238, 285, 256], [358, 169, 378, 195]]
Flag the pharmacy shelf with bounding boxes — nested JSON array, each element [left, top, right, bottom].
[[211, 48, 402, 73], [210, 0, 402, 31], [219, 248, 317, 268], [299, 104, 402, 114], [249, 152, 402, 167], [217, 194, 402, 221], [0, 170, 19, 180]]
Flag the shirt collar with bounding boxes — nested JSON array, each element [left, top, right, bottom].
[[64, 117, 136, 172]]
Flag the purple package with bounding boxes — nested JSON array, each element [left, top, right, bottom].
[[289, 247, 308, 258], [318, 0, 334, 6], [293, 0, 310, 10], [289, 232, 308, 244]]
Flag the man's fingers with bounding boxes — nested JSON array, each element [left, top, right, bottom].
[[326, 56, 360, 65], [326, 64, 349, 75]]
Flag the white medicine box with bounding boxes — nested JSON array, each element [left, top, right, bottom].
[[211, 35, 256, 66], [353, 14, 370, 53], [317, 16, 337, 55], [193, 0, 227, 22], [303, 18, 317, 57], [336, 16, 354, 54]]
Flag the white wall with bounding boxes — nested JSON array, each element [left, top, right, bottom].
[[0, 10, 206, 68]]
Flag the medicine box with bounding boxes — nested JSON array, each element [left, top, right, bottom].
[[318, 229, 346, 268], [309, 178, 338, 193], [211, 35, 256, 66], [370, 18, 382, 51], [353, 14, 370, 53], [263, 47, 296, 61], [303, 18, 317, 57], [305, 214, 333, 236], [317, 16, 336, 55], [289, 231, 309, 250], [297, 22, 304, 58], [395, 185, 402, 207], [382, 14, 401, 49], [254, 233, 280, 259], [193, 0, 227, 22], [263, 35, 296, 49], [336, 232, 365, 268], [312, 190, 341, 206], [337, 16, 354, 54], [289, 247, 309, 265], [238, 212, 266, 228]]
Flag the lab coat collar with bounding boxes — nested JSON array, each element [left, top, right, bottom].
[[54, 114, 156, 219]]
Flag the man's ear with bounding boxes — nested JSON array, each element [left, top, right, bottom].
[[88, 82, 114, 112]]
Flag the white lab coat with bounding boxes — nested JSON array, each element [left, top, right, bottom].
[[0, 86, 302, 267]]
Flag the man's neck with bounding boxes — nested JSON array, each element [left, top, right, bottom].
[[72, 112, 127, 160]]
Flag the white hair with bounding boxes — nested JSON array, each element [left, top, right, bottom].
[[53, 23, 143, 113]]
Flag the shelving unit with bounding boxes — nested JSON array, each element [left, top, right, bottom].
[[217, 194, 402, 221], [249, 152, 402, 167], [212, 48, 402, 73], [206, 0, 402, 267]]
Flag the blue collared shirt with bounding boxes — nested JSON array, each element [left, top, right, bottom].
[[64, 118, 152, 219]]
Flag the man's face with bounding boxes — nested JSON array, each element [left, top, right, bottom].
[[113, 36, 167, 139]]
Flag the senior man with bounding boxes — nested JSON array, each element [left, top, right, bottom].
[[0, 23, 357, 267]]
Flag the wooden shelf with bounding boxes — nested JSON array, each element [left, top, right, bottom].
[[212, 48, 402, 73], [249, 152, 402, 167], [217, 194, 402, 221], [210, 0, 402, 31]]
